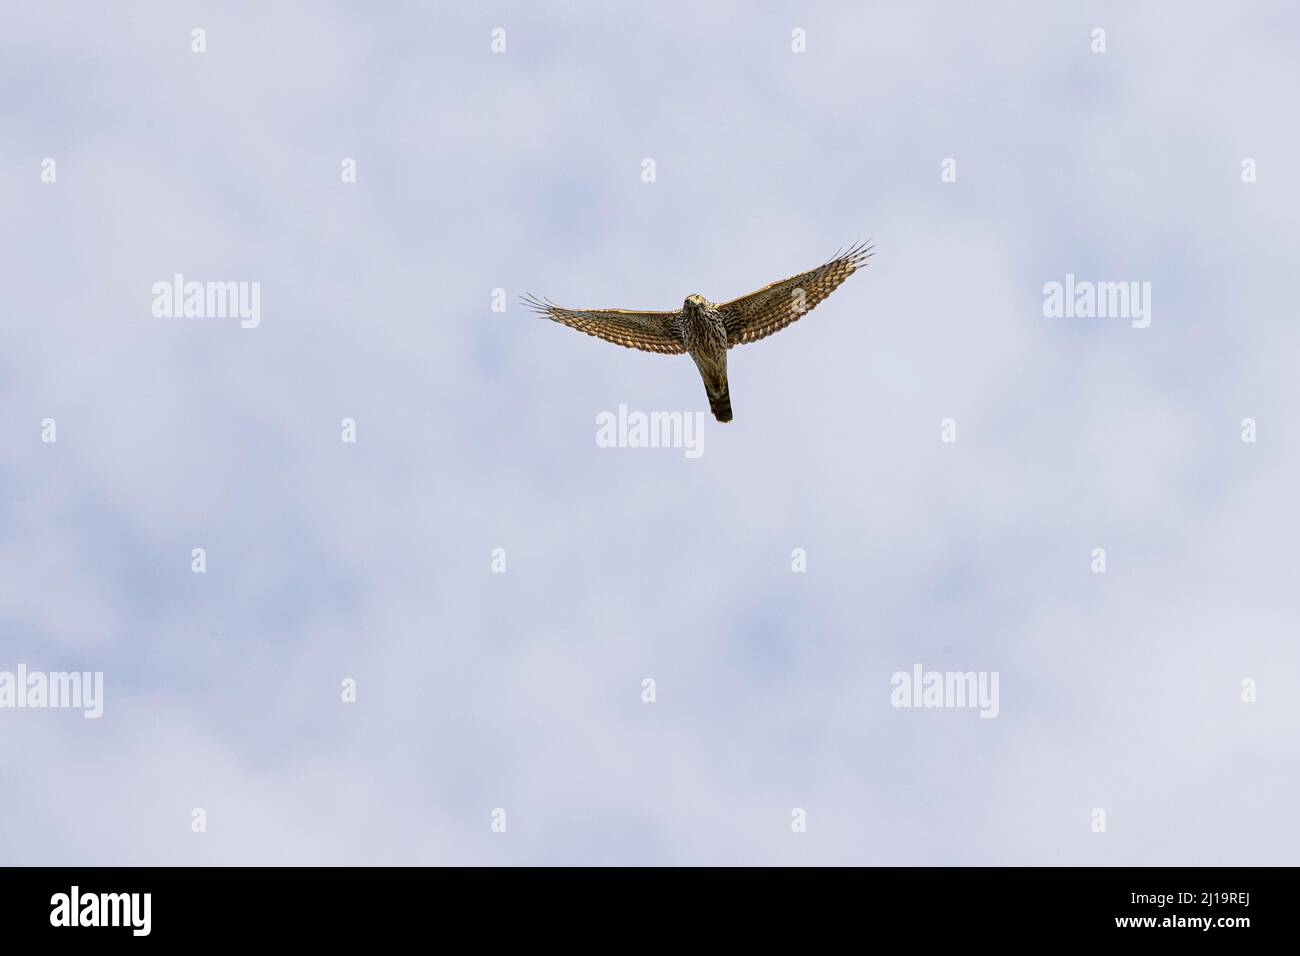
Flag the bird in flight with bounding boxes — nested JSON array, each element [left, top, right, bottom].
[[524, 241, 873, 422]]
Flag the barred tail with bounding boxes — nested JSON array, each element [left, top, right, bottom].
[[708, 381, 733, 423]]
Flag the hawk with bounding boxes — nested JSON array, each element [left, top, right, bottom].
[[524, 241, 873, 422]]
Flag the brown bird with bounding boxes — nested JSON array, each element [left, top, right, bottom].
[[524, 241, 873, 422]]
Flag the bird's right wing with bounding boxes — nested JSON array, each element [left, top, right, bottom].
[[718, 241, 873, 347], [522, 294, 685, 355]]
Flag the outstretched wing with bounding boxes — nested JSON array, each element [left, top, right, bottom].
[[719, 241, 873, 347], [522, 294, 685, 355]]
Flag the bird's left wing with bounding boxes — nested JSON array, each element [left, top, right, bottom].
[[718, 241, 873, 347], [522, 294, 685, 355]]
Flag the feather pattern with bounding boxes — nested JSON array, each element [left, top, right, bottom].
[[719, 240, 874, 346], [521, 294, 685, 355]]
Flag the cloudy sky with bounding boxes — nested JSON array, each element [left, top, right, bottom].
[[2, 1, 1297, 865]]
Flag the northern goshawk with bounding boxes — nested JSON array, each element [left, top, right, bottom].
[[524, 241, 873, 422]]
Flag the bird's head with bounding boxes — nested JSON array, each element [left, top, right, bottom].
[[684, 293, 707, 312]]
